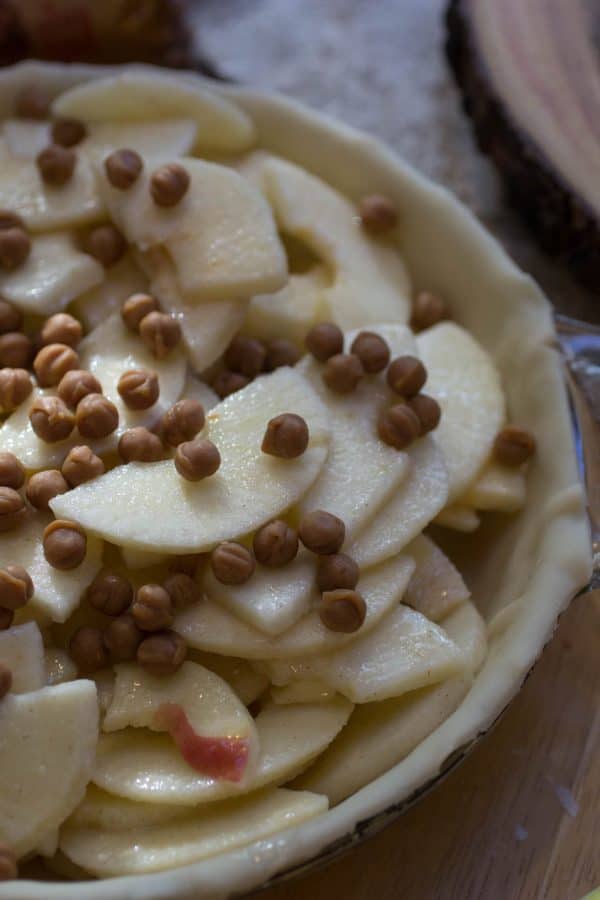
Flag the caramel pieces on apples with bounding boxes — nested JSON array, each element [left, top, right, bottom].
[[262, 413, 309, 459], [494, 425, 536, 467]]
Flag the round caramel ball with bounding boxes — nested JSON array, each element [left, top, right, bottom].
[[211, 542, 255, 585], [0, 227, 30, 271], [175, 438, 220, 481], [121, 293, 159, 332], [378, 404, 421, 450], [265, 338, 301, 371], [85, 224, 127, 267], [386, 356, 427, 398], [163, 572, 199, 609], [350, 331, 391, 374], [36, 144, 76, 186], [69, 626, 107, 674], [0, 332, 33, 368], [43, 520, 86, 570], [0, 452, 24, 490], [29, 395, 75, 443], [305, 322, 343, 362], [26, 469, 69, 511], [39, 313, 82, 348], [137, 630, 187, 676], [319, 589, 366, 632], [493, 425, 536, 467], [61, 445, 104, 487], [0, 368, 32, 413], [0, 608, 14, 630], [410, 291, 448, 333], [75, 393, 119, 439], [162, 398, 205, 447], [0, 298, 22, 334], [51, 117, 87, 147], [253, 520, 298, 567], [358, 194, 398, 234], [132, 584, 174, 632], [212, 370, 249, 399], [117, 369, 159, 410], [88, 570, 132, 617], [261, 413, 309, 459], [299, 510, 345, 555], [0, 565, 33, 610], [118, 427, 164, 463], [33, 342, 79, 387], [224, 335, 266, 378], [0, 663, 12, 700], [150, 163, 190, 207], [105, 148, 144, 190], [139, 311, 181, 359], [316, 553, 360, 592], [57, 369, 102, 409], [0, 487, 26, 532], [407, 393, 441, 435], [15, 85, 50, 119], [322, 353, 364, 394], [0, 842, 17, 881], [103, 613, 143, 662]]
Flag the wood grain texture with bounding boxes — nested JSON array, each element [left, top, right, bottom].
[[252, 590, 600, 900]]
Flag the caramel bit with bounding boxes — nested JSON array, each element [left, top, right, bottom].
[[0, 487, 26, 532], [168, 553, 204, 578], [40, 313, 83, 348], [299, 510, 345, 555], [88, 570, 133, 617], [15, 86, 50, 119], [225, 335, 266, 378], [408, 393, 441, 435], [51, 117, 87, 147], [36, 145, 76, 186], [358, 194, 398, 234], [69, 626, 107, 674], [175, 438, 220, 482], [137, 629, 187, 676], [410, 291, 448, 333], [105, 148, 144, 190], [253, 520, 298, 567], [323, 352, 364, 394], [261, 413, 309, 459], [0, 211, 25, 232], [121, 292, 159, 332], [0, 565, 33, 610], [62, 445, 105, 487], [0, 842, 17, 881], [26, 469, 69, 511], [0, 227, 31, 271], [305, 322, 344, 362], [29, 395, 75, 443], [103, 614, 143, 662], [387, 355, 427, 398], [57, 369, 102, 409], [162, 398, 205, 447], [33, 342, 80, 387], [319, 588, 366, 633], [0, 332, 33, 368], [316, 552, 360, 591], [493, 425, 536, 467], [43, 519, 87, 570], [0, 368, 32, 413], [75, 393, 119, 439], [211, 542, 255, 585], [85, 224, 127, 268], [163, 572, 199, 609], [118, 427, 164, 463], [0, 663, 12, 701], [378, 404, 421, 450], [0, 608, 14, 630], [265, 338, 301, 370], [150, 162, 190, 207], [139, 311, 181, 359], [212, 370, 249, 399], [118, 369, 159, 410], [0, 452, 25, 490], [132, 584, 174, 632], [0, 298, 23, 334], [350, 331, 391, 374]]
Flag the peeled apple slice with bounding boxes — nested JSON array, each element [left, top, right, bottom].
[[417, 322, 505, 502], [0, 622, 45, 693], [462, 459, 526, 513], [257, 156, 411, 328], [53, 72, 255, 152], [188, 652, 269, 706], [349, 436, 448, 568], [51, 367, 329, 553], [244, 267, 329, 345], [103, 662, 258, 784], [182, 372, 219, 411], [68, 784, 187, 831], [96, 157, 287, 301], [0, 232, 103, 316], [441, 601, 487, 675], [84, 119, 197, 161], [0, 680, 98, 857], [60, 787, 326, 878], [44, 647, 77, 686], [271, 680, 337, 705], [176, 552, 414, 660], [71, 253, 149, 331], [435, 504, 481, 533], [0, 387, 77, 471], [94, 698, 351, 806], [402, 535, 470, 622], [3, 120, 49, 159], [0, 511, 102, 623]]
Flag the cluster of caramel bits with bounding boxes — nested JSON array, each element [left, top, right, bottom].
[[121, 292, 181, 359], [0, 563, 33, 632], [105, 147, 190, 209], [0, 210, 31, 273], [213, 334, 300, 400]]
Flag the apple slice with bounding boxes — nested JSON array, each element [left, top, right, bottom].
[[84, 119, 197, 161], [417, 322, 505, 503], [203, 551, 315, 637], [188, 652, 269, 706], [176, 552, 414, 660], [244, 267, 330, 345], [0, 233, 103, 316], [94, 697, 351, 806], [44, 647, 77, 686], [119, 546, 168, 570], [71, 253, 149, 331], [271, 680, 337, 705], [96, 158, 287, 301], [182, 372, 219, 411], [0, 511, 102, 623], [0, 386, 77, 471], [51, 367, 330, 553], [68, 784, 187, 831], [0, 622, 45, 693], [462, 459, 526, 513], [60, 786, 326, 877], [402, 535, 470, 622], [434, 504, 481, 533], [3, 119, 49, 159], [254, 155, 411, 328], [53, 72, 255, 152], [441, 601, 487, 675], [348, 436, 448, 568], [0, 680, 98, 857]]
